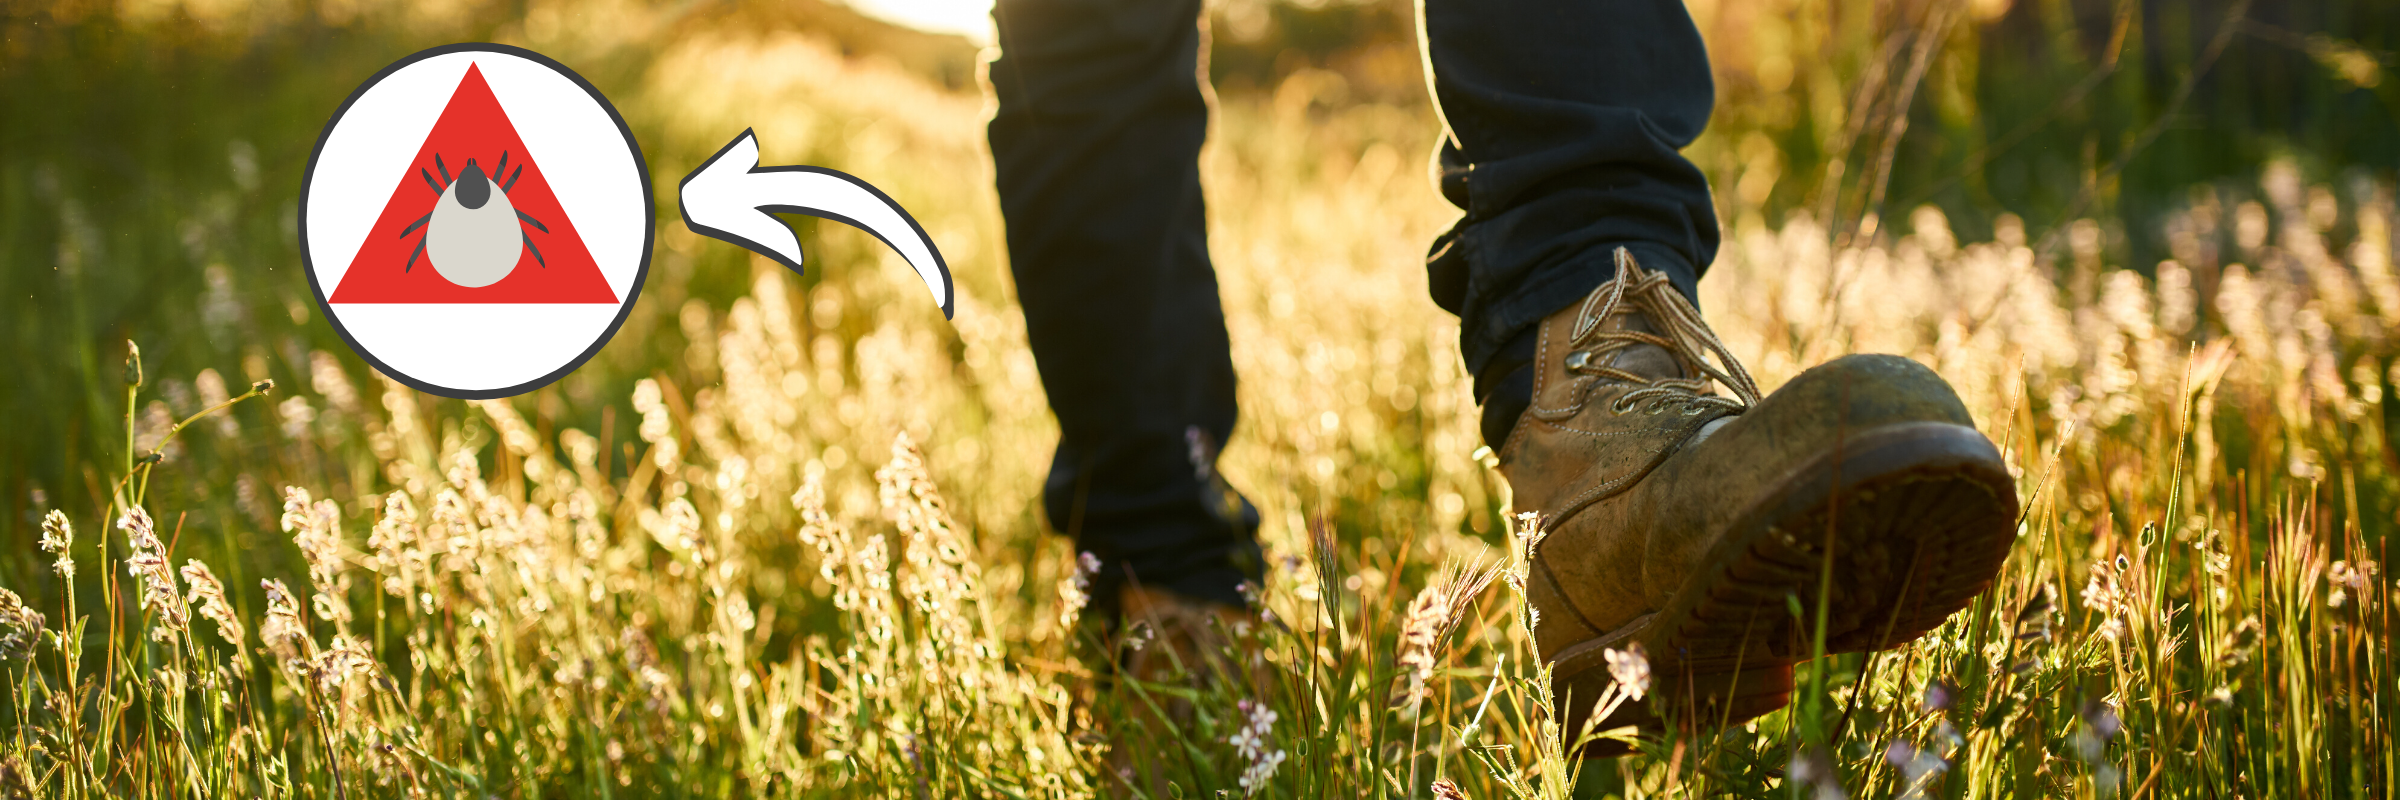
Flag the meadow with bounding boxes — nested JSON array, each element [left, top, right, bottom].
[[1, 1, 2394, 797]]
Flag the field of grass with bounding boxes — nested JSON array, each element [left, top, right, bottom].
[[2, 2, 2395, 797]]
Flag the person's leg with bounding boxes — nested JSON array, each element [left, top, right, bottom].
[[1417, 1, 2022, 755], [988, 0, 1259, 610], [1415, 0, 1723, 447]]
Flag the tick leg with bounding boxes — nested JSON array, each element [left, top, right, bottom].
[[504, 164, 523, 193], [495, 150, 509, 184], [434, 154, 451, 186], [523, 234, 547, 268], [406, 238, 426, 272], [399, 213, 432, 238], [517, 210, 549, 233], [420, 167, 442, 195]]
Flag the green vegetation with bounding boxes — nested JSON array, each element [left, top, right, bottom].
[[0, 1, 2393, 797]]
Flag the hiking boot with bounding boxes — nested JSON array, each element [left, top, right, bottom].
[[1093, 586, 1265, 795], [1497, 248, 2019, 754], [1111, 584, 1257, 684]]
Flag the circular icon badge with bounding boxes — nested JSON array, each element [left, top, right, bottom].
[[302, 43, 651, 398]]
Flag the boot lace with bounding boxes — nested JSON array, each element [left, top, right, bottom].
[[1563, 248, 1763, 416]]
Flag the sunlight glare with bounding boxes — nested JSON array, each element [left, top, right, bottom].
[[847, 0, 996, 44]]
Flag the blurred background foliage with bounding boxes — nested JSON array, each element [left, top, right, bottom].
[[1199, 0, 2400, 259], [1, 0, 2395, 585]]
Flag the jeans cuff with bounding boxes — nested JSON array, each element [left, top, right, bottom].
[[1460, 240, 1701, 378]]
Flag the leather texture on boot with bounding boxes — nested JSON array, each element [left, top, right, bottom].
[[1499, 249, 2019, 753]]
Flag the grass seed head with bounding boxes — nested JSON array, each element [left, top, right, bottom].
[[282, 487, 351, 625], [195, 369, 238, 438], [632, 378, 680, 469], [1393, 559, 1497, 709], [308, 634, 378, 696], [259, 578, 309, 660], [0, 588, 45, 661], [39, 510, 69, 555], [119, 506, 188, 640], [278, 396, 316, 439], [2081, 562, 2130, 642], [1394, 586, 1448, 708], [40, 510, 72, 579], [367, 490, 422, 599], [621, 626, 675, 716], [123, 340, 144, 389], [308, 350, 360, 415], [2218, 615, 2263, 667], [182, 559, 244, 648], [117, 505, 159, 551]]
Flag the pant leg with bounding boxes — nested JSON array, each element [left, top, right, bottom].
[[1418, 0, 1723, 444], [988, 0, 1260, 608]]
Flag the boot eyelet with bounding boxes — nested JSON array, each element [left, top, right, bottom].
[[1564, 351, 1592, 371]]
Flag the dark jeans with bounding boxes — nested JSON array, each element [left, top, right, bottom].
[[988, 0, 1720, 606]]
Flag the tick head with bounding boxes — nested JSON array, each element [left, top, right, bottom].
[[457, 160, 492, 209]]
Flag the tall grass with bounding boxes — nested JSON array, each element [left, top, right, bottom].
[[4, 11, 2396, 800]]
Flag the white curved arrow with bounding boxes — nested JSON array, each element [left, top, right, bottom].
[[678, 129, 953, 318]]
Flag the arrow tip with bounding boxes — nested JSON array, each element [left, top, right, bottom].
[[681, 128, 955, 322], [679, 129, 806, 276]]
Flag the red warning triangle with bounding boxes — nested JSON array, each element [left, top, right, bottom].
[[330, 64, 619, 304]]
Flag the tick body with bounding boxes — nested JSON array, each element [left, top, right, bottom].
[[399, 152, 550, 288]]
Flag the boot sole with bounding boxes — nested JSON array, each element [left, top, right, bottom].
[[1550, 421, 2017, 747]]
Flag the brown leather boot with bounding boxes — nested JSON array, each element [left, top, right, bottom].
[[1094, 586, 1264, 794], [1500, 248, 2018, 754], [1112, 585, 1256, 684]]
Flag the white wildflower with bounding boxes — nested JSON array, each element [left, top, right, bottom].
[[1226, 699, 1286, 795], [2328, 560, 2378, 608], [2082, 560, 2130, 643], [1922, 678, 1957, 712], [1884, 740, 1950, 800], [1603, 642, 1651, 700], [1058, 551, 1100, 627], [2074, 703, 2124, 792], [1788, 744, 1846, 800]]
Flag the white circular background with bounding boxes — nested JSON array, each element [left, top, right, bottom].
[[304, 46, 648, 397]]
